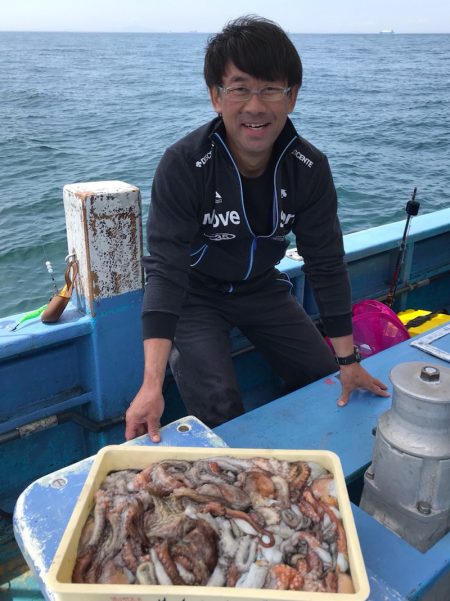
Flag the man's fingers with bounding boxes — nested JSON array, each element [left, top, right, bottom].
[[148, 431, 161, 443], [147, 419, 161, 443], [125, 421, 146, 441], [337, 363, 390, 407], [337, 391, 350, 407], [371, 378, 390, 397], [125, 385, 165, 443]]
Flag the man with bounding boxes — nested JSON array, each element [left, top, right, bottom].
[[125, 15, 388, 442]]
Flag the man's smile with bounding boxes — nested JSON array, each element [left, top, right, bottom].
[[243, 122, 269, 129]]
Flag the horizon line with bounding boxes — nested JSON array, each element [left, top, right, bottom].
[[1, 29, 449, 35]]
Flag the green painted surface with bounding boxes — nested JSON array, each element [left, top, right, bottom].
[[0, 514, 44, 601], [0, 569, 45, 600]]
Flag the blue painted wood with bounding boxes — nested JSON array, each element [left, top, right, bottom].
[[0, 291, 144, 424], [0, 305, 92, 360], [343, 208, 450, 259], [343, 208, 450, 313], [0, 291, 145, 502], [352, 504, 449, 601], [85, 292, 144, 421]]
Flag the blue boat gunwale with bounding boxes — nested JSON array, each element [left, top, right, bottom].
[[2, 207, 449, 363], [0, 309, 93, 361]]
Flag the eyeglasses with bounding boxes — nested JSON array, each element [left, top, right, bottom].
[[217, 85, 291, 103]]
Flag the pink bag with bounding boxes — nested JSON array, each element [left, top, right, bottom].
[[326, 300, 410, 359], [350, 300, 410, 358]]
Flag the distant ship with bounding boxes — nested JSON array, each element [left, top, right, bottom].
[[380, 29, 395, 34]]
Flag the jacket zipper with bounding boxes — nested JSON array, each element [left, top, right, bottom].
[[212, 132, 297, 280], [190, 244, 208, 267]]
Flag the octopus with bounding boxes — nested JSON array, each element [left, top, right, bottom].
[[72, 455, 353, 593], [268, 564, 305, 590]]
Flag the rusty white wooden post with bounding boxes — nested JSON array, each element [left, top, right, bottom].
[[63, 181, 143, 315], [62, 181, 145, 427]]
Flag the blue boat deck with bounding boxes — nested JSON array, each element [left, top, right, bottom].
[[9, 327, 450, 601]]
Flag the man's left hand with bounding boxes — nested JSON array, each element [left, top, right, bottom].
[[337, 363, 389, 406]]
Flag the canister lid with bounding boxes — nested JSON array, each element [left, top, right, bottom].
[[389, 361, 450, 403]]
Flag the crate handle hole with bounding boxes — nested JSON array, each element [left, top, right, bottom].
[[177, 423, 191, 433]]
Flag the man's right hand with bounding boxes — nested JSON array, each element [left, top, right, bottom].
[[125, 384, 164, 442], [125, 338, 173, 443]]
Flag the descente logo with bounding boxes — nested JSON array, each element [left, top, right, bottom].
[[292, 149, 314, 168], [196, 150, 212, 168]]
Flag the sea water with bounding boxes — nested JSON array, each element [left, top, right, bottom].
[[1, 32, 449, 317]]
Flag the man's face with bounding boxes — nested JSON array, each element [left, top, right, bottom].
[[209, 62, 298, 174]]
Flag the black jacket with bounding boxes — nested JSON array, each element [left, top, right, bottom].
[[142, 117, 352, 339]]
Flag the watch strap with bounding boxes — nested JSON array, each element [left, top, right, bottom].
[[335, 346, 361, 366]]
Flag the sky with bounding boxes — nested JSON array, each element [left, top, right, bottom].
[[0, 0, 449, 34]]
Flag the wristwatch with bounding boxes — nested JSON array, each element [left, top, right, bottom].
[[335, 346, 361, 366]]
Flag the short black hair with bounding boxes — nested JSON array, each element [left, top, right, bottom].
[[204, 15, 302, 89]]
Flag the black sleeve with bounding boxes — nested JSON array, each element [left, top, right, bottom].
[[141, 147, 201, 340], [292, 155, 352, 338]]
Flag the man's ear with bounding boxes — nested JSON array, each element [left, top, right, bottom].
[[287, 85, 299, 113], [209, 86, 222, 113]]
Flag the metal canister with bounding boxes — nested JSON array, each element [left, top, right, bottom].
[[360, 361, 450, 551]]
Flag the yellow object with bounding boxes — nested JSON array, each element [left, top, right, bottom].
[[46, 445, 370, 601], [397, 309, 450, 337], [59, 284, 69, 298]]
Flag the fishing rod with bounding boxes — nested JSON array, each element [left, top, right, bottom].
[[386, 187, 420, 308], [45, 260, 60, 295]]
